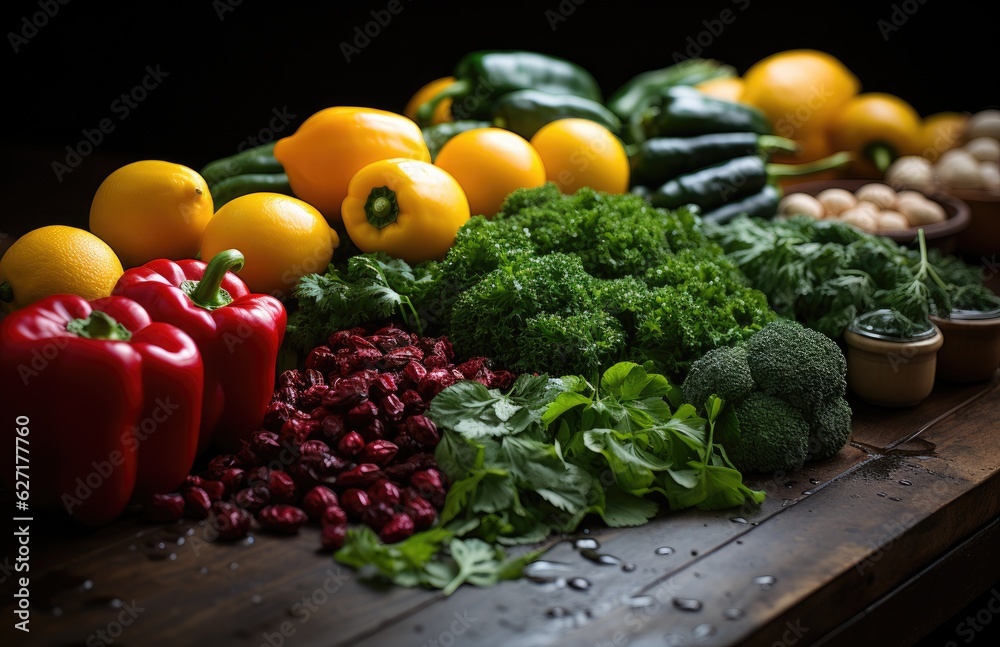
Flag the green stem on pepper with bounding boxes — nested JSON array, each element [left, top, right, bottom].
[[66, 310, 132, 341], [365, 186, 400, 230], [415, 80, 469, 126], [183, 249, 244, 310], [767, 151, 854, 179]]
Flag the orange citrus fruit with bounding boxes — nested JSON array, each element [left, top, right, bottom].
[[742, 50, 860, 139], [695, 77, 746, 104], [89, 160, 214, 268], [199, 193, 339, 299], [434, 127, 547, 217], [529, 118, 630, 195], [0, 225, 123, 313]]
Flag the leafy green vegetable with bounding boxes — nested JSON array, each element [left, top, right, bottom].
[[429, 362, 764, 546]]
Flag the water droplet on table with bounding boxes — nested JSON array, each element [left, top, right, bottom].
[[621, 562, 636, 572], [80, 579, 94, 591], [568, 577, 591, 591], [655, 546, 675, 555], [199, 567, 209, 575], [723, 608, 745, 620], [898, 479, 912, 486], [753, 575, 776, 590], [230, 562, 239, 570], [693, 623, 716, 638], [625, 595, 655, 608], [252, 595, 263, 604], [809, 478, 821, 485], [546, 607, 570, 618], [729, 517, 748, 524], [673, 597, 703, 612], [580, 548, 620, 566], [574, 538, 599, 550], [876, 491, 887, 497], [109, 598, 124, 609], [889, 496, 902, 501]]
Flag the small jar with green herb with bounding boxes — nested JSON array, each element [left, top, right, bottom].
[[843, 309, 944, 407]]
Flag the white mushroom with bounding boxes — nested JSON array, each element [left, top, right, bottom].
[[777, 192, 825, 219], [878, 211, 911, 232], [964, 109, 1000, 141], [965, 137, 1000, 163], [855, 183, 898, 210], [980, 162, 1000, 190], [935, 148, 983, 189], [838, 207, 879, 234], [816, 188, 857, 216], [884, 155, 935, 193], [896, 194, 946, 226]]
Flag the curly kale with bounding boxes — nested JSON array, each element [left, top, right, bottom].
[[495, 183, 710, 280], [514, 311, 628, 378]]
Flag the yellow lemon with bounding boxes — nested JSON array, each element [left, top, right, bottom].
[[0, 225, 123, 313], [529, 118, 630, 195], [90, 160, 214, 268], [199, 193, 339, 298]]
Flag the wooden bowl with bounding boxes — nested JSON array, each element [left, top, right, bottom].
[[781, 179, 971, 255], [946, 187, 1000, 258]]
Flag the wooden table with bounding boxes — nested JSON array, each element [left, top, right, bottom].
[[5, 370, 999, 647]]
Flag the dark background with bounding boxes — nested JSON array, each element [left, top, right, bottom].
[[2, 0, 998, 240]]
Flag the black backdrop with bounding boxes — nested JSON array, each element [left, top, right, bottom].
[[2, 0, 998, 237]]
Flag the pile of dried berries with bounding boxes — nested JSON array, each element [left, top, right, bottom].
[[144, 323, 514, 551]]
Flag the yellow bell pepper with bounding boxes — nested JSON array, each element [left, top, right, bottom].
[[341, 158, 470, 264], [273, 107, 430, 223], [826, 93, 921, 177], [404, 77, 456, 125]]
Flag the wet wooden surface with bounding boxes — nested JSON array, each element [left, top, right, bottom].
[[4, 371, 999, 647]]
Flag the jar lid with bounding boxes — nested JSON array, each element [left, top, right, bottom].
[[848, 309, 937, 341], [950, 306, 1000, 320]]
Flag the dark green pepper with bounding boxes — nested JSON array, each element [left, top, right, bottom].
[[490, 89, 621, 139], [421, 120, 491, 161], [415, 50, 602, 125], [643, 151, 854, 213], [607, 58, 736, 121], [628, 132, 798, 187], [631, 85, 772, 142], [208, 173, 294, 209], [699, 184, 783, 224], [199, 142, 284, 186]]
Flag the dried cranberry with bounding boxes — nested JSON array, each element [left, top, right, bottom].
[[184, 474, 204, 488], [268, 470, 297, 503], [341, 488, 371, 521], [219, 468, 246, 495], [245, 465, 271, 487], [359, 419, 386, 442], [372, 326, 413, 351], [337, 463, 384, 489], [320, 520, 347, 551], [146, 493, 185, 522], [235, 485, 270, 512], [280, 417, 318, 446], [456, 357, 488, 380], [288, 453, 346, 490], [337, 431, 365, 457], [404, 415, 440, 447], [299, 439, 330, 456], [370, 372, 397, 396], [304, 369, 325, 387], [235, 439, 258, 467], [200, 480, 226, 502], [347, 334, 380, 352], [278, 369, 306, 390], [400, 389, 426, 412], [328, 327, 367, 350], [362, 501, 395, 532], [210, 501, 252, 541], [379, 513, 416, 543], [402, 490, 437, 530], [368, 479, 401, 507], [258, 504, 308, 534], [382, 346, 424, 370], [490, 370, 516, 391], [307, 406, 330, 422], [305, 346, 337, 374], [319, 414, 347, 443], [301, 485, 340, 521], [423, 355, 448, 369], [360, 440, 399, 466], [263, 401, 298, 432], [347, 400, 379, 426], [183, 487, 212, 519], [275, 385, 300, 407], [298, 384, 329, 411], [410, 469, 447, 508], [408, 452, 439, 471], [380, 393, 406, 422], [321, 505, 348, 527], [383, 461, 419, 483], [401, 360, 427, 383], [251, 430, 282, 461], [203, 454, 239, 480], [322, 374, 368, 408]]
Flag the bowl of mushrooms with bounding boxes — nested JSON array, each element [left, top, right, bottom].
[[777, 179, 970, 253], [884, 109, 1000, 256]]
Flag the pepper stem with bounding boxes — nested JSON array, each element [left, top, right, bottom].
[[66, 310, 132, 341], [414, 79, 468, 126], [0, 281, 12, 303], [183, 249, 244, 310], [365, 186, 400, 230], [767, 151, 854, 178], [757, 135, 801, 156], [867, 143, 895, 174]]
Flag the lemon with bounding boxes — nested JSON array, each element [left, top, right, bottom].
[[199, 193, 339, 298], [0, 225, 124, 313], [529, 118, 630, 195], [90, 160, 214, 268]]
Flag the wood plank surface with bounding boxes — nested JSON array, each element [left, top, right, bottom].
[[4, 375, 998, 647]]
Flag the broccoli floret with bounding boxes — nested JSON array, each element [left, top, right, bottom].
[[513, 311, 627, 378], [727, 393, 810, 474], [804, 397, 853, 462], [744, 319, 847, 413], [448, 253, 597, 363], [682, 345, 755, 411], [495, 183, 710, 280]]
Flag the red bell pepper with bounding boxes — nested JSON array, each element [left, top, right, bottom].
[[0, 294, 203, 526], [112, 249, 286, 453]]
